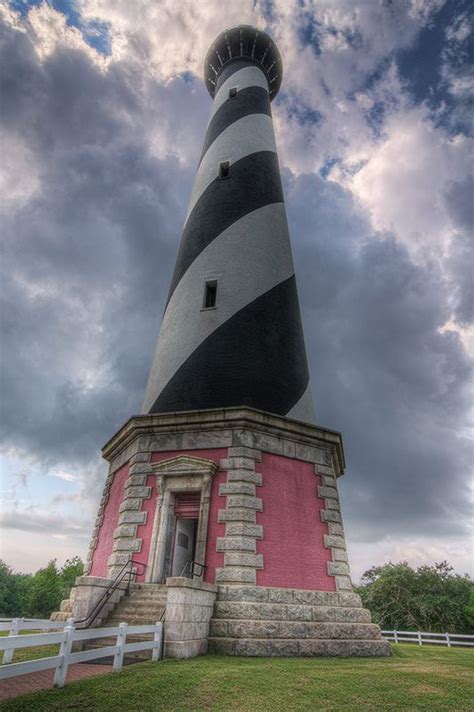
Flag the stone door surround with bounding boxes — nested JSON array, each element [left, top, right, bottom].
[[146, 455, 218, 583]]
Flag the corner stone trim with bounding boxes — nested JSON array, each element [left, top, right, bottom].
[[84, 468, 115, 575], [107, 452, 153, 577], [316, 464, 352, 591], [216, 447, 263, 585]]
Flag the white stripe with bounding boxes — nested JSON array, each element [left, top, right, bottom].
[[185, 113, 276, 223], [285, 383, 316, 424], [211, 65, 269, 116], [142, 203, 294, 413]]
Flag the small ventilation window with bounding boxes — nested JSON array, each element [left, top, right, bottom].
[[203, 280, 217, 309], [229, 87, 238, 98], [218, 161, 230, 179]]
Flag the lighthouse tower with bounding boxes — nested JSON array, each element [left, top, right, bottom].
[[142, 26, 314, 423], [57, 26, 390, 659]]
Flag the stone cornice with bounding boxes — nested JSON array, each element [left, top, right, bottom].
[[102, 407, 345, 476], [151, 455, 218, 478]]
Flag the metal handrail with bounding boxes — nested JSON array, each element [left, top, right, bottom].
[[75, 559, 148, 629], [180, 560, 208, 579]]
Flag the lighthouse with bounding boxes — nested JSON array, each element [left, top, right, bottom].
[[56, 26, 390, 659], [142, 25, 315, 424]]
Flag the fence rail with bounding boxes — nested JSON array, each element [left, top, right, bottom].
[[381, 630, 474, 647], [0, 618, 74, 633], [0, 621, 163, 687]]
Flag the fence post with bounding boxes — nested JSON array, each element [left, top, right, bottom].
[[53, 624, 75, 688], [446, 633, 451, 648], [152, 622, 162, 661], [113, 622, 127, 672], [418, 631, 422, 646], [2, 618, 22, 664], [394, 630, 398, 644]]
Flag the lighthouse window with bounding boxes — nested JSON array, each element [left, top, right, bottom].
[[219, 161, 230, 179], [203, 280, 218, 309], [229, 86, 238, 98]]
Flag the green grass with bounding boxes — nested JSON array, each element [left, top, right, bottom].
[[1, 645, 473, 711], [0, 630, 59, 664]]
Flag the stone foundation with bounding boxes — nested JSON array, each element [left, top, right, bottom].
[[208, 585, 391, 657], [164, 577, 217, 658]]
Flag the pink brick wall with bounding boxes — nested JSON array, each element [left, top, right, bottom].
[[256, 453, 335, 591], [90, 463, 129, 578]]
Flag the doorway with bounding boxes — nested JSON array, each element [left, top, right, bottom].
[[170, 492, 201, 578], [171, 518, 198, 576]]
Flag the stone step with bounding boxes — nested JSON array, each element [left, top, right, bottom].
[[208, 637, 391, 657], [50, 611, 70, 622], [210, 620, 382, 641], [107, 616, 164, 626], [213, 602, 371, 624], [119, 597, 167, 606], [216, 585, 362, 608], [114, 595, 166, 604], [123, 592, 167, 600], [113, 602, 166, 613]]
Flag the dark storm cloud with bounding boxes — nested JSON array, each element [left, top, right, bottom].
[[0, 15, 207, 465], [445, 175, 474, 326], [285, 171, 472, 540]]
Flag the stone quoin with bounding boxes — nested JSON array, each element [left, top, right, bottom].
[[54, 25, 390, 658]]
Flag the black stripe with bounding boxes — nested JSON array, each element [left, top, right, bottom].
[[168, 151, 283, 301], [200, 85, 271, 160], [150, 276, 310, 416]]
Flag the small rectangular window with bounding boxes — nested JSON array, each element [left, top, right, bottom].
[[219, 161, 230, 179], [203, 280, 217, 309], [229, 87, 238, 98]]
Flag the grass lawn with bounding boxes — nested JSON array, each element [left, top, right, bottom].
[[0, 645, 472, 711], [0, 630, 59, 664]]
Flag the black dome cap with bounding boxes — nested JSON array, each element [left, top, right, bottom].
[[204, 25, 283, 101]]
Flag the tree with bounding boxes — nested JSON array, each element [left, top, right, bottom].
[[0, 557, 85, 618], [27, 559, 63, 618], [0, 560, 32, 617], [60, 556, 84, 599], [356, 561, 473, 633]]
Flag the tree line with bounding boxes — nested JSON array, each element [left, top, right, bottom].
[[0, 558, 83, 619], [0, 557, 472, 632], [356, 561, 473, 633]]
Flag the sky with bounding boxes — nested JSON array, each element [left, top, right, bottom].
[[0, 0, 472, 581]]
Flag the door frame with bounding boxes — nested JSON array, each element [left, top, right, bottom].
[[146, 455, 217, 583]]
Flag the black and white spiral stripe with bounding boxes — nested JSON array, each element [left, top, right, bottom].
[[142, 62, 315, 423]]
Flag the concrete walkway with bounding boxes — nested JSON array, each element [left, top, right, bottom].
[[0, 663, 113, 701]]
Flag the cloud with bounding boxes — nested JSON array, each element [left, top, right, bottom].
[[0, 509, 90, 537], [0, 0, 472, 576], [285, 171, 472, 543], [48, 471, 78, 482]]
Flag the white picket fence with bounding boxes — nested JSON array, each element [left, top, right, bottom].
[[382, 630, 474, 647], [0, 620, 163, 687]]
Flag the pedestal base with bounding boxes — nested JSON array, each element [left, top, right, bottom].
[[69, 407, 389, 657], [209, 584, 391, 657]]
